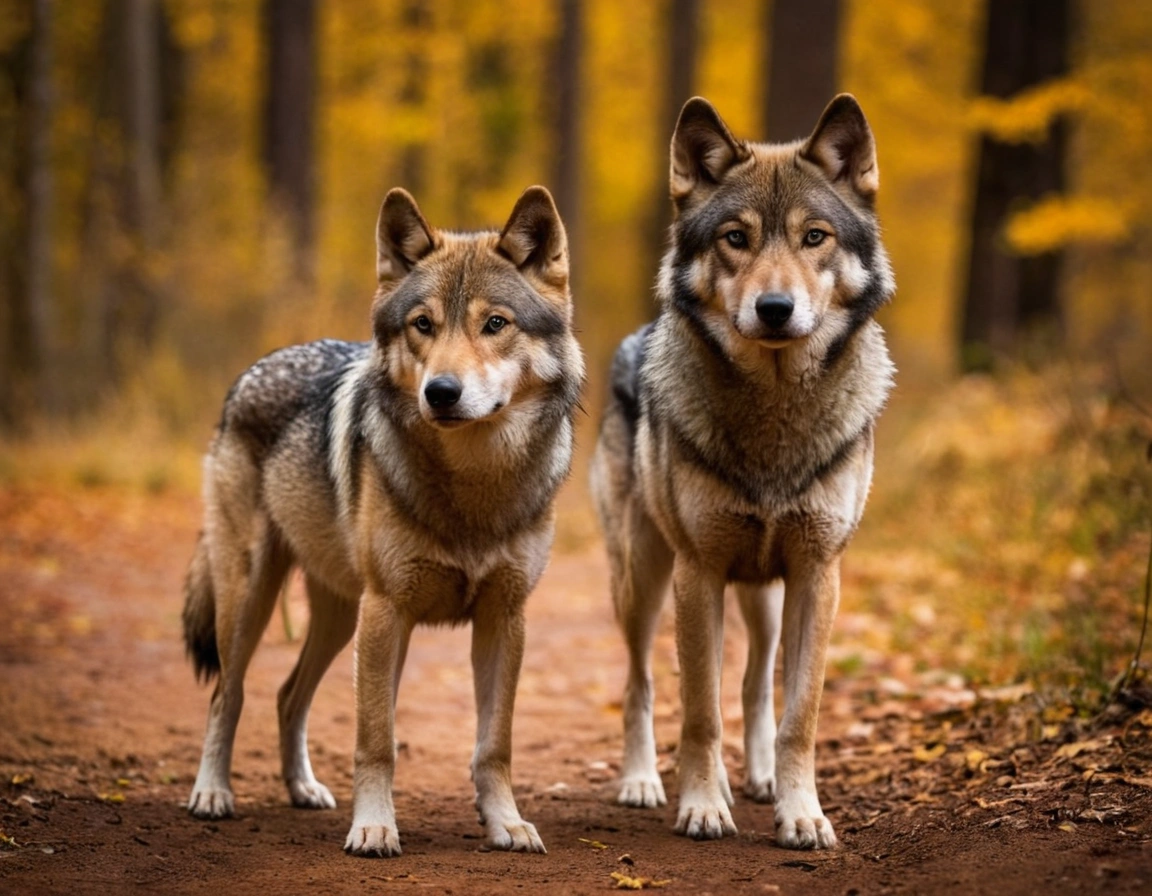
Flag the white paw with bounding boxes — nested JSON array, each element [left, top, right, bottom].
[[344, 823, 402, 857], [288, 778, 337, 810], [774, 794, 837, 849], [618, 774, 667, 808], [487, 817, 546, 854], [743, 773, 775, 803], [188, 787, 234, 819], [674, 796, 738, 840]]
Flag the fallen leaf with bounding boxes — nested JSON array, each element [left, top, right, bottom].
[[913, 743, 947, 763], [10, 774, 33, 786], [610, 871, 671, 889], [1120, 775, 1152, 789], [116, 778, 132, 788], [1057, 821, 1077, 833], [0, 832, 17, 849], [1055, 738, 1110, 760], [99, 792, 125, 804], [579, 837, 609, 850], [965, 749, 988, 772]]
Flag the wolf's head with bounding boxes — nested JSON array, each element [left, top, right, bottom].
[[370, 187, 582, 430], [661, 94, 894, 368]]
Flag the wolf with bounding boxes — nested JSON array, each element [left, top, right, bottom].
[[182, 185, 583, 857], [590, 94, 895, 850]]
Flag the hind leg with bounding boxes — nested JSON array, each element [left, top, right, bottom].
[[188, 516, 291, 819], [278, 576, 358, 810], [736, 581, 784, 802], [613, 504, 673, 808]]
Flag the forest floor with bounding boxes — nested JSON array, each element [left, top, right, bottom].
[[1, 481, 1150, 895]]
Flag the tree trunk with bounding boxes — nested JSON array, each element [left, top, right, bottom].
[[551, 0, 582, 292], [396, 0, 431, 199], [961, 0, 1069, 371], [643, 0, 699, 317], [263, 0, 317, 282], [24, 0, 56, 416], [763, 0, 841, 142]]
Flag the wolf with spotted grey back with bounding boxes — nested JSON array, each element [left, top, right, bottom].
[[182, 186, 583, 856], [591, 95, 895, 849]]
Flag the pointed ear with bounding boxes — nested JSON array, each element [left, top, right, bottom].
[[670, 97, 748, 206], [376, 188, 436, 280], [800, 94, 879, 202], [497, 186, 569, 290]]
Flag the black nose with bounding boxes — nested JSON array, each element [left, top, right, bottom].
[[755, 293, 794, 328], [424, 375, 462, 409]]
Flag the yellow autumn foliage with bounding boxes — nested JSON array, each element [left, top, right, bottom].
[[968, 78, 1093, 144], [1005, 195, 1132, 255]]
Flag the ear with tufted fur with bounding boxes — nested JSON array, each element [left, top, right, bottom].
[[376, 188, 436, 280], [497, 185, 569, 292], [800, 94, 879, 203], [670, 97, 749, 207]]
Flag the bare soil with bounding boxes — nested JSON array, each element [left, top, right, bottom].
[[1, 485, 1150, 894]]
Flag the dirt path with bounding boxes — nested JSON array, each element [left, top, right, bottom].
[[1, 485, 1150, 894]]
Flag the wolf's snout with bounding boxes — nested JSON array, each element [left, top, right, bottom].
[[755, 293, 794, 328], [424, 375, 462, 409]]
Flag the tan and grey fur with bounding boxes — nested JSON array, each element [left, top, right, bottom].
[[590, 95, 895, 849], [182, 186, 583, 857]]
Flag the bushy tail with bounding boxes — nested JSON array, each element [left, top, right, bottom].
[[182, 532, 220, 683]]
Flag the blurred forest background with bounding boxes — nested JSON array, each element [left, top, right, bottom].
[[0, 0, 1150, 702]]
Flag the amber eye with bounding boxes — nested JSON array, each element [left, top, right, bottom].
[[413, 315, 432, 333], [724, 230, 749, 249], [804, 229, 827, 247], [483, 315, 507, 334]]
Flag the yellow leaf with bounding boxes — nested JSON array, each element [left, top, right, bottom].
[[99, 792, 125, 804], [1058, 821, 1077, 833], [913, 743, 947, 763], [579, 837, 609, 850], [1055, 738, 1109, 760], [10, 774, 33, 786], [116, 778, 132, 788], [965, 749, 988, 772], [611, 872, 670, 890]]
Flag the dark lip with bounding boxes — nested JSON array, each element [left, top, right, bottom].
[[430, 415, 471, 428]]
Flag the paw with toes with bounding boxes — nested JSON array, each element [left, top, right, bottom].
[[344, 824, 402, 858], [188, 787, 235, 819], [774, 801, 837, 850], [743, 774, 775, 803], [288, 778, 336, 810], [487, 817, 546, 854], [674, 799, 738, 840], [618, 774, 667, 808]]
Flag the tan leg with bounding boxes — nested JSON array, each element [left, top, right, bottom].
[[344, 592, 413, 858], [278, 576, 358, 810], [470, 583, 545, 853], [774, 556, 840, 849], [613, 505, 673, 808], [188, 519, 291, 819], [672, 557, 737, 839], [736, 581, 784, 802]]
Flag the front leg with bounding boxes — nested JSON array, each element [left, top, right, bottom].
[[736, 581, 784, 803], [344, 591, 413, 858], [775, 555, 840, 850], [672, 557, 737, 840], [470, 582, 545, 854]]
